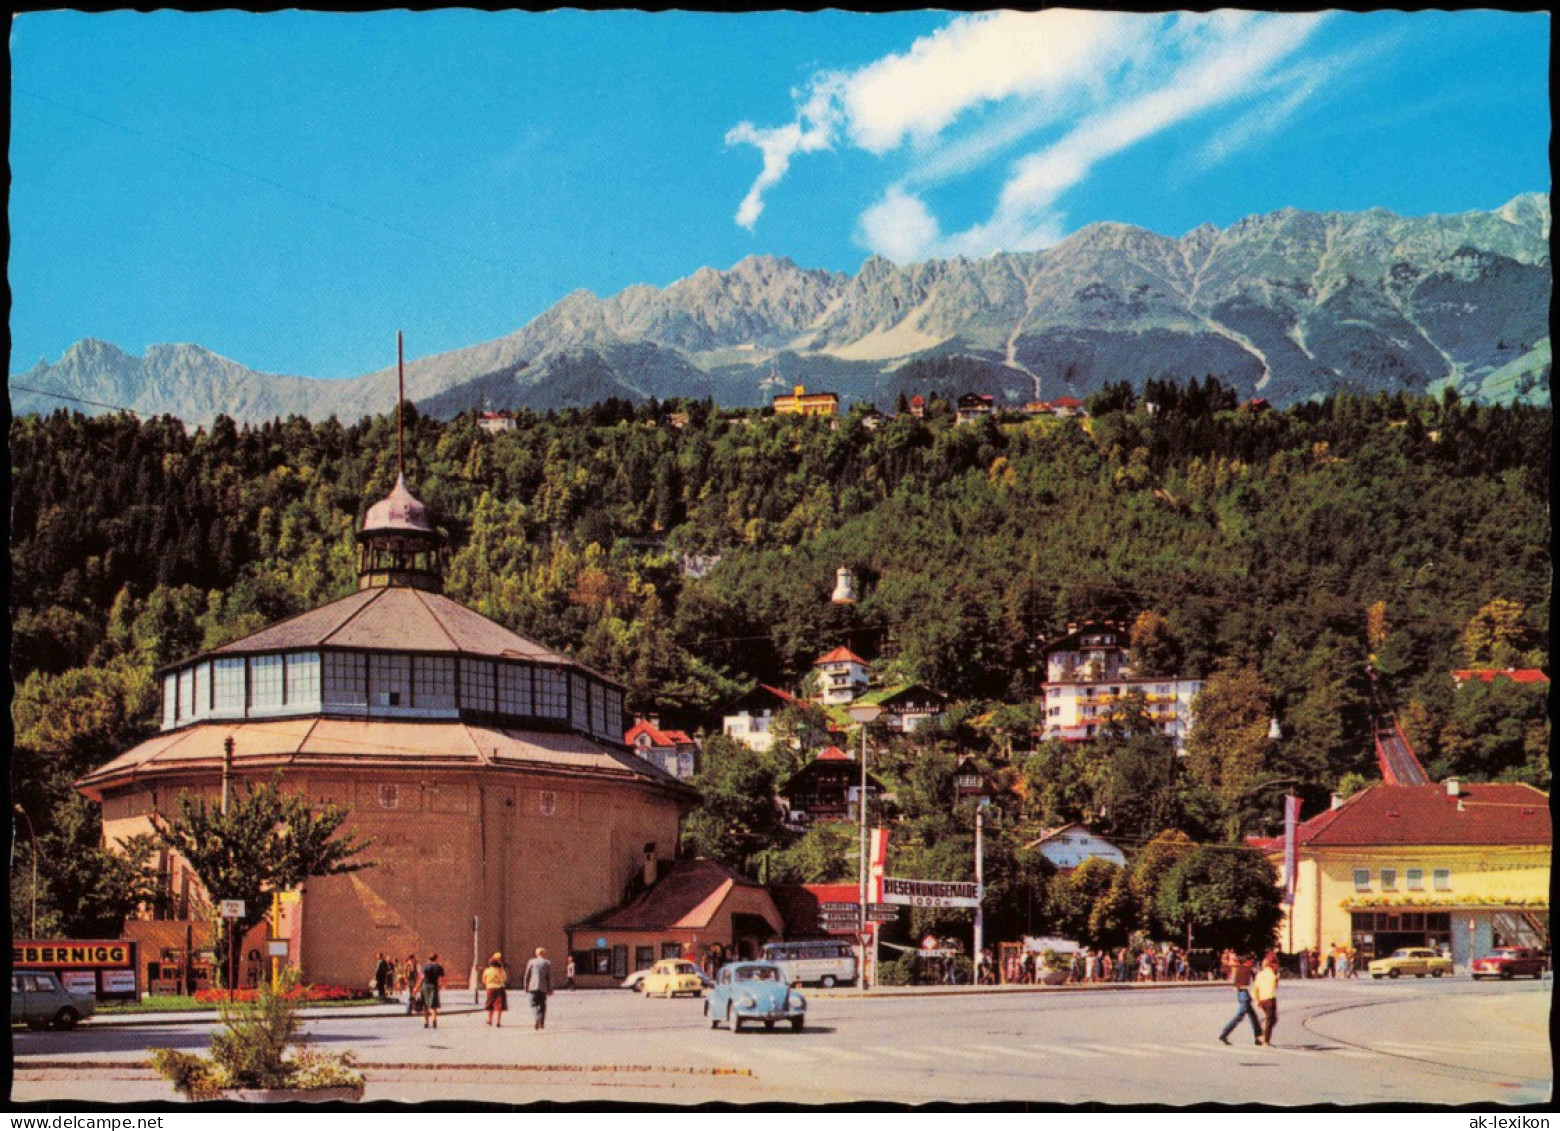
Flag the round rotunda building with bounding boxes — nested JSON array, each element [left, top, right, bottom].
[[78, 471, 697, 990]]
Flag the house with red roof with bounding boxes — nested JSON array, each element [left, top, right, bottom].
[[721, 683, 805, 753], [907, 394, 926, 418], [625, 715, 699, 780], [1048, 395, 1088, 418], [778, 746, 884, 826], [813, 646, 871, 705], [1255, 780, 1550, 968], [566, 855, 784, 986]]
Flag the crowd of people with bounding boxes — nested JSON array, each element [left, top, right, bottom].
[[369, 947, 566, 1032], [1000, 944, 1215, 985]]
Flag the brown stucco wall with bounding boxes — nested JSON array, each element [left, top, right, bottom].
[[101, 767, 684, 989]]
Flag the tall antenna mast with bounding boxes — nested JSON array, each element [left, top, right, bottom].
[[396, 331, 405, 480]]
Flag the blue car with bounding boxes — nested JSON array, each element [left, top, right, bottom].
[[705, 961, 806, 1033]]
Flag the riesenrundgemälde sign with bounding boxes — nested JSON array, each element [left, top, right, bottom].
[[881, 878, 982, 908]]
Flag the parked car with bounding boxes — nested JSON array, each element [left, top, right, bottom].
[[640, 959, 710, 998], [11, 972, 95, 1030], [705, 961, 806, 1032], [1470, 947, 1549, 980], [1368, 947, 1454, 979]]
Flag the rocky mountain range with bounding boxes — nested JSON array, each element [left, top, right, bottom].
[[10, 195, 1550, 424]]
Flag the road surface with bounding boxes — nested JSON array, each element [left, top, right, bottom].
[[10, 977, 1550, 1106]]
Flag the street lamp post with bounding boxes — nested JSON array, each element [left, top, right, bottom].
[[846, 703, 882, 992], [13, 805, 38, 938]]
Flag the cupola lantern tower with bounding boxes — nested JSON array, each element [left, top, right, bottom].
[[356, 332, 443, 593]]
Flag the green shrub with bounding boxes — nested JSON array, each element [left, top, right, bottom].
[[150, 971, 363, 1099], [210, 979, 301, 1089]]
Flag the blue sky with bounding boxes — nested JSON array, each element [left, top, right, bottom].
[[9, 10, 1550, 381]]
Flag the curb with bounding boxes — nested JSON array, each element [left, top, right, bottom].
[[88, 1003, 489, 1028]]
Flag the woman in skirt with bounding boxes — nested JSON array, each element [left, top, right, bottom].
[[482, 953, 509, 1027]]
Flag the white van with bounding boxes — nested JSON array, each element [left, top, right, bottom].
[[762, 939, 859, 988]]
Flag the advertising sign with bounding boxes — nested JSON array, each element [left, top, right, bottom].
[[102, 970, 137, 995], [819, 902, 858, 912], [13, 941, 133, 968], [219, 900, 246, 919], [882, 877, 982, 908], [266, 938, 290, 958], [62, 971, 97, 995]]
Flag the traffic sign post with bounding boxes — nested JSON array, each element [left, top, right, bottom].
[[217, 901, 247, 1006], [817, 901, 862, 933]]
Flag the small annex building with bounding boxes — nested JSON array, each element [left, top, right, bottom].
[[78, 457, 698, 993], [567, 856, 784, 985]]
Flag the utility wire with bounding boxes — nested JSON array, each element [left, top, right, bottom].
[[9, 383, 141, 417]]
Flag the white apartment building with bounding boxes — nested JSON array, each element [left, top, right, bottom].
[[1038, 622, 1203, 753]]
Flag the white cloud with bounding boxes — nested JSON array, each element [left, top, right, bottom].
[[856, 188, 943, 263], [726, 11, 1335, 260], [841, 10, 1144, 153], [726, 11, 1141, 229]]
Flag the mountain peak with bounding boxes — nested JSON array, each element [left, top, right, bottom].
[[14, 198, 1549, 423]]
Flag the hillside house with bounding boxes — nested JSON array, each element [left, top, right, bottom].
[[1024, 823, 1128, 870], [908, 395, 926, 418], [854, 683, 947, 734], [722, 684, 804, 753], [779, 746, 884, 826], [813, 647, 871, 706], [955, 393, 995, 424], [774, 385, 839, 417], [477, 411, 516, 435], [1038, 622, 1203, 753], [625, 715, 699, 781]]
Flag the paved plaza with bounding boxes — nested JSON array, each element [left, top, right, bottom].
[[10, 977, 1551, 1106]]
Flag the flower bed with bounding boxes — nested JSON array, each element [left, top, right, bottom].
[[194, 984, 370, 1004]]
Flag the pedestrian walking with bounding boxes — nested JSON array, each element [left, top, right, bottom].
[[403, 953, 421, 1014], [418, 952, 446, 1029], [1217, 954, 1263, 1046], [523, 946, 554, 1030], [1323, 944, 1337, 978], [564, 955, 576, 990], [482, 953, 508, 1027], [374, 952, 393, 1001], [1254, 952, 1280, 1047], [1297, 948, 1310, 979]]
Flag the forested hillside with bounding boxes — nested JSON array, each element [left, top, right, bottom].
[[9, 384, 1549, 933]]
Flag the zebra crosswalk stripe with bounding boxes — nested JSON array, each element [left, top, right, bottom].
[[938, 1047, 988, 1061], [867, 1046, 930, 1061], [1025, 1044, 1104, 1059]]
